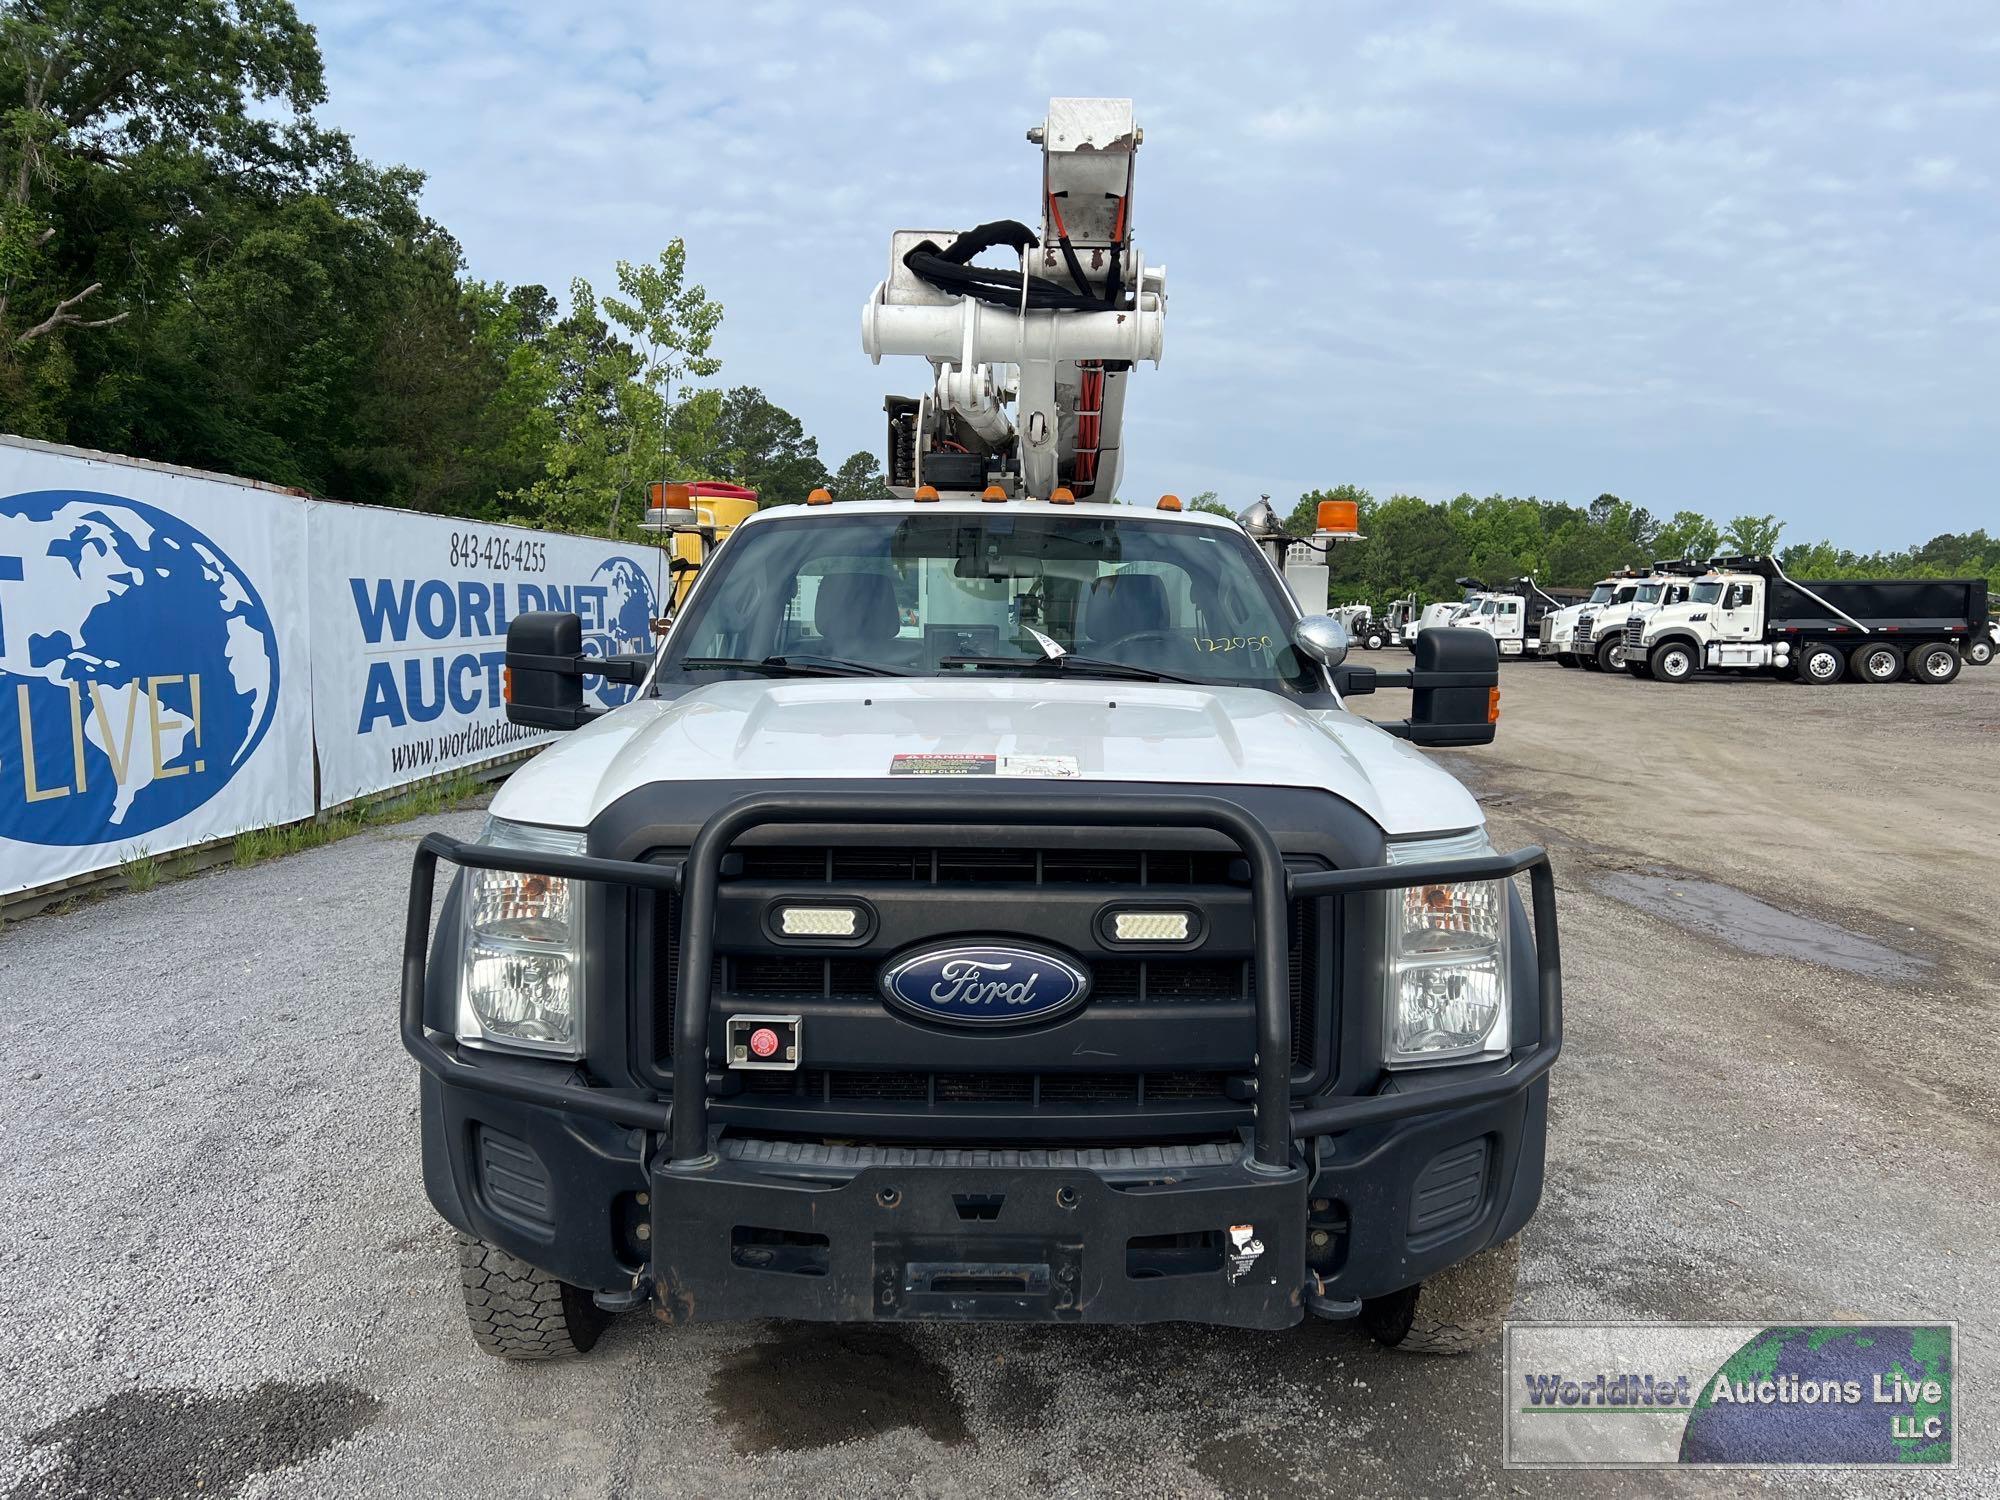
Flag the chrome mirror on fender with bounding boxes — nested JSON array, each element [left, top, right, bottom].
[[1293, 614, 1351, 670]]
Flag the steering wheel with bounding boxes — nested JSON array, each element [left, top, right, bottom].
[[1093, 628, 1196, 664]]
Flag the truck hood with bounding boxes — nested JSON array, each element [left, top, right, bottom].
[[491, 678, 1484, 839]]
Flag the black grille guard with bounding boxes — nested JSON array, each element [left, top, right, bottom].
[[400, 790, 1561, 1173]]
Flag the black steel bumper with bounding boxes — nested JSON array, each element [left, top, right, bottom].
[[402, 790, 1560, 1325]]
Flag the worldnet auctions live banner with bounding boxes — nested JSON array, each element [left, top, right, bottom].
[[1, 437, 666, 896]]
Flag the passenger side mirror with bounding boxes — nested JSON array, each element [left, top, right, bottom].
[[1293, 614, 1350, 670], [504, 611, 651, 730]]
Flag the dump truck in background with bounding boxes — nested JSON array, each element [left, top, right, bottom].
[[1627, 556, 1989, 685]]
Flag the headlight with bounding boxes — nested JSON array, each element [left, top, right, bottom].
[[458, 817, 587, 1057], [1384, 831, 1510, 1068]]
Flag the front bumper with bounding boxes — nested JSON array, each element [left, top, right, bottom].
[[403, 790, 1561, 1326]]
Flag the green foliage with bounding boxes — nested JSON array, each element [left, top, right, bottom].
[[1722, 513, 1785, 555], [829, 449, 892, 501], [1186, 489, 1232, 516]]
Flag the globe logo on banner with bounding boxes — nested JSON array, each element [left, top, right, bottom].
[[0, 490, 280, 846], [584, 556, 657, 709]]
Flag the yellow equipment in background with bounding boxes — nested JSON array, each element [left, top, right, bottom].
[[642, 481, 760, 612]]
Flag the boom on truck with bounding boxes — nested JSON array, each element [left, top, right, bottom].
[[1628, 555, 1989, 685], [399, 99, 1559, 1360]]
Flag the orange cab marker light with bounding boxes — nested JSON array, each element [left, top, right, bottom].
[[1488, 686, 1502, 723], [806, 487, 833, 506], [982, 485, 1008, 503], [1317, 499, 1359, 533], [1049, 487, 1076, 505], [1157, 494, 1182, 511], [913, 484, 941, 502]]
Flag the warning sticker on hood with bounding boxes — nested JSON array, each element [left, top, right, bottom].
[[889, 754, 1080, 778]]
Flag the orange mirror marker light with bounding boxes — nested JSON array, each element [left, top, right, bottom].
[[502, 665, 513, 703], [806, 487, 833, 506], [1488, 686, 1502, 723], [982, 485, 1008, 503], [913, 485, 940, 502], [1049, 487, 1076, 505], [1157, 494, 1182, 511]]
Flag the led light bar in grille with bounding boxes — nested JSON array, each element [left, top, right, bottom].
[[1111, 911, 1193, 942], [777, 905, 860, 938]]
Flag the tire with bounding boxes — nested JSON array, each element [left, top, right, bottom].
[[1796, 641, 1845, 685], [1595, 636, 1626, 673], [1648, 641, 1697, 683], [1849, 642, 1903, 684], [1363, 631, 1386, 651], [1907, 642, 1962, 685], [457, 1232, 609, 1360], [1967, 635, 1994, 668], [1555, 653, 1578, 669], [1578, 644, 1603, 671], [1361, 1236, 1520, 1355], [1624, 660, 1650, 678]]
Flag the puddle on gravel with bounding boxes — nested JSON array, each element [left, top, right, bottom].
[[1593, 872, 1930, 981], [707, 1324, 970, 1453], [6, 1379, 382, 1500]]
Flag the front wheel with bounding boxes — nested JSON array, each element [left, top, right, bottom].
[[1595, 636, 1626, 672], [1555, 652, 1578, 668], [1797, 642, 1845, 685], [457, 1232, 610, 1360], [1363, 630, 1386, 651], [1361, 1236, 1521, 1355], [1648, 641, 1697, 682], [1967, 635, 1994, 667]]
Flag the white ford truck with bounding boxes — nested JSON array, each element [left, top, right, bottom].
[[397, 99, 1561, 1361]]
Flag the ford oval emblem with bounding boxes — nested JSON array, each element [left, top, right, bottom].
[[880, 943, 1091, 1027]]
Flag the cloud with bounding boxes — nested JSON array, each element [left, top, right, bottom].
[[306, 0, 1999, 547]]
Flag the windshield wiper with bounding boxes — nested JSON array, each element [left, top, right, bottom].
[[680, 655, 912, 678], [939, 654, 1205, 686]]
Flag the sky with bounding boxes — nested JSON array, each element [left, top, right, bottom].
[[308, 1, 1998, 551]]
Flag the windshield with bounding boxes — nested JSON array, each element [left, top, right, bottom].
[[1691, 580, 1724, 604], [1612, 586, 1638, 603], [1588, 584, 1613, 603], [663, 512, 1320, 695], [1634, 584, 1663, 604]]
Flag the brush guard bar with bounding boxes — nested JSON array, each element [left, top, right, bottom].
[[400, 792, 1561, 1171]]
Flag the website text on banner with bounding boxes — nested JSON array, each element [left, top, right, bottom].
[[305, 502, 665, 807], [0, 438, 314, 896]]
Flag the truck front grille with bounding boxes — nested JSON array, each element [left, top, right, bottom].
[[1624, 617, 1645, 650], [650, 843, 1329, 1094]]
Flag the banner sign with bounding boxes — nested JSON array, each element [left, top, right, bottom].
[[306, 502, 664, 806], [1, 442, 314, 895], [1504, 1322, 1953, 1469]]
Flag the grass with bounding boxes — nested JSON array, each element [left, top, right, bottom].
[[231, 770, 488, 868], [119, 848, 162, 892]]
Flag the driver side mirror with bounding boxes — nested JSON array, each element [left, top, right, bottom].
[[1333, 627, 1500, 747], [1293, 614, 1350, 671], [504, 611, 650, 730]]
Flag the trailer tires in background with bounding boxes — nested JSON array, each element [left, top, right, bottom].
[[1648, 642, 1698, 683], [1796, 642, 1845, 685], [1850, 642, 1904, 684], [1908, 643, 1962, 685]]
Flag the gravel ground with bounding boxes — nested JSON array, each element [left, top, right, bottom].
[[1, 663, 1994, 1498]]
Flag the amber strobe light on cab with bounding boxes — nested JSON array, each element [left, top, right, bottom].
[[806, 487, 833, 506], [1317, 499, 1359, 533], [1157, 494, 1182, 511], [982, 485, 1008, 503], [913, 484, 940, 502]]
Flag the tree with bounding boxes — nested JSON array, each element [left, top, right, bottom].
[[1722, 514, 1785, 556], [1654, 509, 1722, 562], [0, 0, 326, 408], [684, 385, 828, 507], [829, 449, 891, 501], [1186, 489, 1232, 516]]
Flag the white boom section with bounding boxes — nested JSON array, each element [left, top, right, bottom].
[[859, 98, 1167, 503]]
